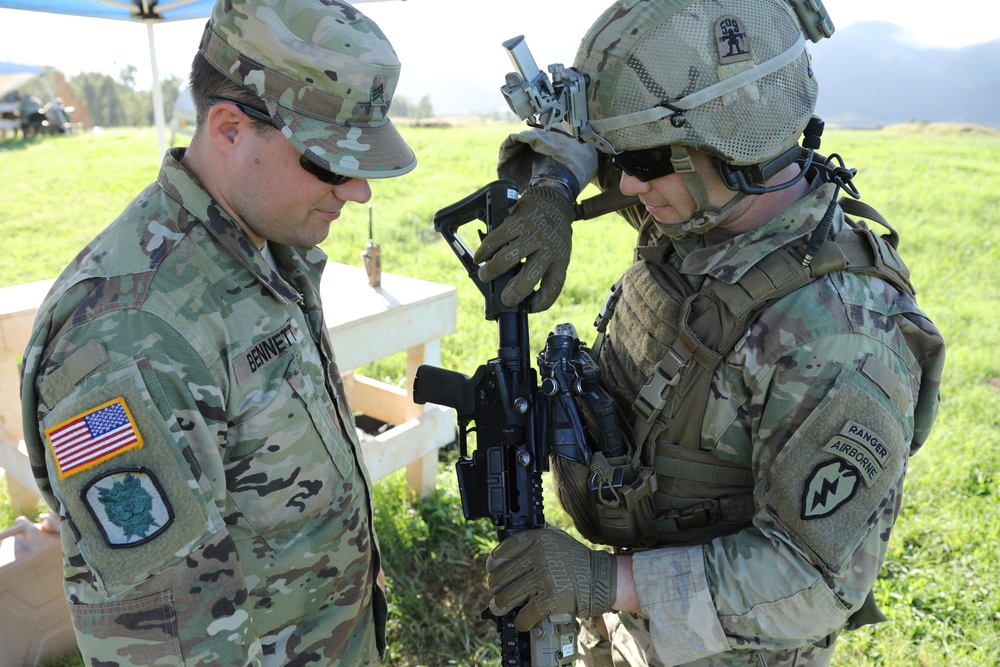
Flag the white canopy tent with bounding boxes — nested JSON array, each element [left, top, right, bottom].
[[0, 0, 398, 156], [0, 60, 42, 98], [0, 61, 41, 135]]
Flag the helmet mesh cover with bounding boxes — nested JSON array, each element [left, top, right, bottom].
[[594, 0, 817, 165]]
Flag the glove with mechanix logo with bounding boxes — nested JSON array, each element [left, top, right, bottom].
[[486, 527, 616, 631], [474, 183, 575, 312]]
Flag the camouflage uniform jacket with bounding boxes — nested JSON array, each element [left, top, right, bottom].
[[20, 148, 385, 666], [608, 182, 943, 666], [499, 132, 945, 666]]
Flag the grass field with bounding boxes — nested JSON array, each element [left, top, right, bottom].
[[1, 123, 998, 666]]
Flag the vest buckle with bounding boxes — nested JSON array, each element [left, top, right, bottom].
[[634, 350, 686, 425], [665, 500, 720, 531], [594, 281, 623, 334], [587, 466, 656, 511]]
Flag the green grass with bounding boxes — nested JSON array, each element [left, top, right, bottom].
[[2, 124, 999, 666]]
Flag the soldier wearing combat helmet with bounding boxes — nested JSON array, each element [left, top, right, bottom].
[[20, 1, 413, 664], [477, 1, 945, 665]]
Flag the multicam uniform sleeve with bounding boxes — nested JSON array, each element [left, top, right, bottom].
[[629, 273, 937, 663], [29, 308, 263, 667]]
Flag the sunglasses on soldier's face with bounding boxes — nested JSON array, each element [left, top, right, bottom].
[[610, 145, 676, 182], [206, 97, 354, 186]]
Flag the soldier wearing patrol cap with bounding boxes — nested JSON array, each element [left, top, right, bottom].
[[20, 1, 414, 665], [477, 0, 945, 665]]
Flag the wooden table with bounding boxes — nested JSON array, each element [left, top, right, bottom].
[[321, 262, 457, 497]]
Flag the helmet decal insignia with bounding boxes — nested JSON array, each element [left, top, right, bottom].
[[716, 15, 752, 64]]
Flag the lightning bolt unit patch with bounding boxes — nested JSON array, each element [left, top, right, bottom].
[[801, 459, 860, 520]]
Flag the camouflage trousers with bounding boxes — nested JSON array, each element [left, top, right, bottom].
[[576, 614, 838, 667]]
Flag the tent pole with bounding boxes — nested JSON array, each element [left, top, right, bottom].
[[146, 19, 167, 157]]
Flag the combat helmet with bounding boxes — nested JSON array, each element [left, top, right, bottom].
[[574, 0, 833, 235]]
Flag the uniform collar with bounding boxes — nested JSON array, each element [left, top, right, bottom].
[[677, 181, 841, 283], [157, 147, 327, 303]]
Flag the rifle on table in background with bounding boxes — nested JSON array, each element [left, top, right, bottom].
[[413, 180, 600, 667]]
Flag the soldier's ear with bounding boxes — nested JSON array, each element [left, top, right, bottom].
[[205, 101, 245, 150]]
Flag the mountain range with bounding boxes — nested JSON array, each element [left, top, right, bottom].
[[809, 21, 1000, 129], [424, 21, 1000, 131]]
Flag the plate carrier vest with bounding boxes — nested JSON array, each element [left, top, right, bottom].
[[551, 199, 917, 552]]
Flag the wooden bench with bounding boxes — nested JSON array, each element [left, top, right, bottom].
[[0, 265, 457, 515]]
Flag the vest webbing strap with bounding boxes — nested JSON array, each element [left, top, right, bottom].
[[634, 247, 820, 445], [651, 493, 757, 534], [629, 201, 915, 450], [713, 248, 823, 320], [654, 453, 756, 487]]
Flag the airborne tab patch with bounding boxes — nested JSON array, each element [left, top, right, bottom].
[[839, 420, 891, 465], [45, 397, 143, 479], [822, 420, 891, 488], [82, 468, 174, 547]]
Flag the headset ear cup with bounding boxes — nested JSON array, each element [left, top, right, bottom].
[[717, 161, 743, 193]]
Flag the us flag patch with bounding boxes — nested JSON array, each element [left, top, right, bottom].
[[45, 397, 144, 479]]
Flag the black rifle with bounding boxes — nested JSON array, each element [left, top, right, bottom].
[[413, 180, 591, 667]]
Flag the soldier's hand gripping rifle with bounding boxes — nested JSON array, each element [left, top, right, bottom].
[[413, 180, 594, 667]]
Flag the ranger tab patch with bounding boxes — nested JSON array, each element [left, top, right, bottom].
[[45, 397, 143, 479], [822, 420, 891, 488], [82, 468, 174, 547]]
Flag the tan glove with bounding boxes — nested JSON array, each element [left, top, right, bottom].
[[486, 527, 616, 632], [473, 185, 574, 312]]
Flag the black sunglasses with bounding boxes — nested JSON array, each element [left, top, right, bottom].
[[610, 145, 676, 182], [206, 97, 354, 185]]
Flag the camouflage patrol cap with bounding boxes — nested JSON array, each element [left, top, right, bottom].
[[574, 0, 819, 166], [200, 0, 416, 179]]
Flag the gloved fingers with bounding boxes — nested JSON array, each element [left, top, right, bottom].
[[527, 265, 568, 313], [488, 597, 515, 619], [472, 218, 516, 262], [488, 595, 548, 633], [513, 599, 548, 632], [489, 570, 538, 612], [488, 529, 543, 564], [486, 556, 524, 591], [472, 203, 528, 264], [477, 243, 533, 283], [486, 544, 541, 594], [500, 256, 548, 307]]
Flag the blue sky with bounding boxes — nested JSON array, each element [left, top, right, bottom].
[[1, 0, 996, 114]]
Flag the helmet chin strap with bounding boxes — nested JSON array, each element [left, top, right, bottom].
[[658, 145, 750, 239]]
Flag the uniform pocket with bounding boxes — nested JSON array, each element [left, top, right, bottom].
[[225, 353, 354, 550], [69, 591, 182, 663]]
